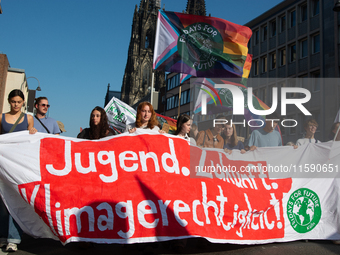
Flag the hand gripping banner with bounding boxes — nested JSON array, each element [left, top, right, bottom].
[[0, 131, 340, 244]]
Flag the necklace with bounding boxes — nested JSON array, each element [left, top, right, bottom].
[[8, 112, 21, 122]]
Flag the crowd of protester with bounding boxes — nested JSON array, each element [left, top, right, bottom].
[[1, 89, 340, 252]]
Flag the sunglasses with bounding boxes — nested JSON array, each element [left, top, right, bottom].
[[39, 104, 50, 108]]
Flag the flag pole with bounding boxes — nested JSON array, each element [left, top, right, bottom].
[[334, 124, 340, 141], [151, 71, 154, 106], [177, 85, 181, 118]]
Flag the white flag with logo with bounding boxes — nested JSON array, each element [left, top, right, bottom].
[[104, 97, 136, 131]]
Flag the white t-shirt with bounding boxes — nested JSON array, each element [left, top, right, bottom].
[[296, 138, 321, 146], [180, 133, 196, 145], [124, 123, 160, 133]]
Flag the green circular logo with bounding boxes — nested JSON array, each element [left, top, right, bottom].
[[287, 188, 321, 233], [178, 23, 223, 71]]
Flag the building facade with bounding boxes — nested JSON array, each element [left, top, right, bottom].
[[0, 54, 35, 114], [245, 0, 340, 143], [104, 83, 121, 107]]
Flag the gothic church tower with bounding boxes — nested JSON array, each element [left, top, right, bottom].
[[120, 0, 207, 106], [120, 0, 163, 105], [186, 0, 206, 16]]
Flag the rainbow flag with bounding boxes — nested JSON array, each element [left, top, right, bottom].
[[241, 54, 252, 86], [193, 78, 269, 131], [153, 10, 252, 78], [156, 113, 177, 134]]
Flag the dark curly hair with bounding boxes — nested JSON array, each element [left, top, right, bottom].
[[89, 106, 113, 139], [135, 102, 159, 129]]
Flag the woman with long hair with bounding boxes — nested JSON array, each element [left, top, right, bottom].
[[77, 106, 116, 139], [174, 114, 196, 145], [222, 119, 246, 154], [127, 101, 163, 133], [0, 89, 37, 252]]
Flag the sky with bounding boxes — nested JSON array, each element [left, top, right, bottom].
[[0, 0, 283, 138]]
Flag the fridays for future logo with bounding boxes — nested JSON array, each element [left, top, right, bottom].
[[178, 22, 223, 72]]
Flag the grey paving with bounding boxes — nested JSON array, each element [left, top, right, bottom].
[[1, 234, 340, 255]]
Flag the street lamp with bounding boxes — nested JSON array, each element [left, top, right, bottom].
[[27, 76, 41, 91]]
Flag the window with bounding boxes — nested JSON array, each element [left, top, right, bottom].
[[290, 10, 296, 27], [312, 72, 320, 91], [312, 34, 320, 53], [253, 89, 258, 97], [166, 74, 180, 90], [288, 115, 296, 135], [166, 94, 179, 110], [262, 26, 267, 41], [270, 52, 276, 69], [298, 75, 308, 88], [280, 15, 286, 32], [287, 79, 296, 98], [300, 39, 308, 58], [312, 0, 319, 16], [180, 89, 190, 105], [289, 44, 296, 62], [254, 30, 259, 45], [267, 85, 274, 105], [280, 48, 286, 66], [301, 4, 307, 22], [261, 56, 267, 73], [254, 59, 259, 75], [270, 20, 276, 37], [142, 66, 151, 89], [145, 36, 150, 48], [260, 87, 266, 103]]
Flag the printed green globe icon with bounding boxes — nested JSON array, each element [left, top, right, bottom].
[[287, 188, 321, 233], [293, 196, 314, 226]]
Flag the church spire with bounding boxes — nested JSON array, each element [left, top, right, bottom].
[[186, 0, 206, 16], [139, 0, 161, 15]]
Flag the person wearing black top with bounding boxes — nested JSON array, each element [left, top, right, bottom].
[[77, 106, 115, 140]]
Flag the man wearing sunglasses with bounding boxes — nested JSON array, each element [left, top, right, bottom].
[[33, 97, 60, 135]]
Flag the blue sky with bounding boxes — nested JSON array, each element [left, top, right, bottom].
[[0, 0, 283, 138]]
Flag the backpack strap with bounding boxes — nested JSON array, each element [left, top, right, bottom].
[[35, 116, 50, 133], [9, 112, 25, 133]]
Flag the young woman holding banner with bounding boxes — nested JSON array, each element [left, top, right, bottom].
[[222, 119, 246, 154], [0, 89, 36, 134], [127, 102, 164, 133], [77, 106, 116, 139], [0, 89, 37, 252], [174, 114, 196, 145]]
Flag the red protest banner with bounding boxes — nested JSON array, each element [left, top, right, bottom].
[[17, 134, 292, 244]]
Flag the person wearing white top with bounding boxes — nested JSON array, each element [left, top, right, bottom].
[[174, 114, 196, 145], [296, 119, 321, 146], [127, 101, 164, 133]]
